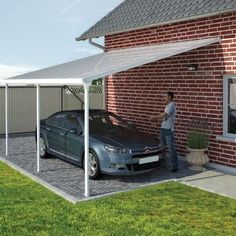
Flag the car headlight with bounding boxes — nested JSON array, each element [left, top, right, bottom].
[[104, 145, 128, 154]]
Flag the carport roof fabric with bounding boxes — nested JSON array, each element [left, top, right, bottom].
[[1, 37, 220, 86]]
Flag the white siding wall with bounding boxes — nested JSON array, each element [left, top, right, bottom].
[[0, 86, 104, 134], [63, 94, 104, 110], [0, 87, 62, 134]]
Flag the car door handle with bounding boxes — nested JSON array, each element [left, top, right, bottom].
[[60, 132, 65, 136], [46, 127, 51, 131]]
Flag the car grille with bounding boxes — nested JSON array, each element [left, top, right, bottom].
[[132, 147, 159, 154], [132, 148, 163, 159], [126, 161, 161, 171], [128, 147, 165, 171]]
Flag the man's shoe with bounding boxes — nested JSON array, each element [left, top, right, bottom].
[[172, 168, 178, 172]]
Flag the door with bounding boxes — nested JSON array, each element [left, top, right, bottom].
[[47, 113, 66, 154], [65, 114, 83, 162]]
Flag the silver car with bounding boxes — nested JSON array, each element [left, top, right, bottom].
[[38, 110, 165, 179]]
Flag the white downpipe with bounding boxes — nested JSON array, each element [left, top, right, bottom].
[[84, 83, 90, 197], [5, 84, 8, 156], [36, 85, 40, 173]]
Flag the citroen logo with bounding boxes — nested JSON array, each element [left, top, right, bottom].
[[144, 146, 151, 153]]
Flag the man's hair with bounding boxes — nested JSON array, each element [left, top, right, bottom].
[[166, 91, 174, 100]]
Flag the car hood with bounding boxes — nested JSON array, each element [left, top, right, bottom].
[[91, 129, 159, 151]]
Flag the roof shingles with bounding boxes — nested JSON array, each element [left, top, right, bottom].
[[77, 0, 236, 41]]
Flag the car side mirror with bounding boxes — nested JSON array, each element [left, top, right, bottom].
[[78, 130, 83, 136], [128, 122, 137, 129], [69, 128, 77, 134]]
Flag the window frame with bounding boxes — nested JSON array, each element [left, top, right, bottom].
[[223, 75, 236, 138]]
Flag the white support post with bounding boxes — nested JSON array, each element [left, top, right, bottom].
[[5, 84, 8, 156], [36, 85, 40, 173], [102, 77, 106, 110], [84, 83, 90, 197]]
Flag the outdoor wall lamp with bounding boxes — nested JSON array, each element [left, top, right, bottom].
[[188, 64, 198, 71]]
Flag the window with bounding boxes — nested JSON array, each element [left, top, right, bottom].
[[49, 113, 66, 128], [89, 112, 130, 134], [65, 114, 81, 131], [224, 76, 236, 137]]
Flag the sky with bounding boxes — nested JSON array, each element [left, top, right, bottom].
[[0, 0, 123, 79]]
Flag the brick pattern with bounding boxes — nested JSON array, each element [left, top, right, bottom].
[[0, 136, 195, 200], [105, 12, 236, 168]]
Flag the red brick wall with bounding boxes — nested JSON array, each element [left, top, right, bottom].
[[105, 12, 236, 168]]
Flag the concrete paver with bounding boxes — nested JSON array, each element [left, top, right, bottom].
[[180, 170, 236, 199], [1, 135, 236, 201], [0, 135, 198, 202]]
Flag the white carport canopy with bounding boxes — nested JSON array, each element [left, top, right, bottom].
[[0, 37, 220, 197]]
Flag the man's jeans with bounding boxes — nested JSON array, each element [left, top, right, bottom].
[[160, 128, 178, 169]]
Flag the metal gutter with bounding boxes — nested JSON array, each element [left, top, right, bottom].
[[88, 38, 105, 51]]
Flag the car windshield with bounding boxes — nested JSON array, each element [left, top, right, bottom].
[[89, 112, 130, 134]]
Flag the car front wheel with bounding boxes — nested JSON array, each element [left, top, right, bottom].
[[83, 150, 102, 180]]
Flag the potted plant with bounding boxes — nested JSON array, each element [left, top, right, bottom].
[[186, 119, 209, 171]]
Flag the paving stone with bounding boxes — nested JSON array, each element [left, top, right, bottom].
[[0, 136, 198, 201]]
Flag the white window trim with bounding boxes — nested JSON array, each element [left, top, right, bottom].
[[218, 75, 236, 141], [223, 75, 229, 136]]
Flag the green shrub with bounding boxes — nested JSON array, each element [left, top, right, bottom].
[[187, 129, 209, 149]]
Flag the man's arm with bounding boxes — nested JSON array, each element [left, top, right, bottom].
[[150, 112, 168, 121]]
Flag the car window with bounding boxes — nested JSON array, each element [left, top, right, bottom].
[[65, 114, 81, 131], [89, 112, 130, 134], [49, 114, 66, 128]]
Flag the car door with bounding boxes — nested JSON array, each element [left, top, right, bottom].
[[47, 113, 66, 154], [65, 114, 83, 162]]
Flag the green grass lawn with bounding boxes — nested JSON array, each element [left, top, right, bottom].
[[0, 161, 236, 236]]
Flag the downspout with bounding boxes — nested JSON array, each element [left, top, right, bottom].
[[88, 38, 105, 51]]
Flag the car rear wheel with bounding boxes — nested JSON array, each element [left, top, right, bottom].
[[39, 136, 48, 158], [83, 150, 102, 180]]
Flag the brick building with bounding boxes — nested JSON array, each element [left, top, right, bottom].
[[77, 0, 236, 169]]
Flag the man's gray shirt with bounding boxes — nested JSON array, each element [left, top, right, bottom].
[[161, 101, 176, 131]]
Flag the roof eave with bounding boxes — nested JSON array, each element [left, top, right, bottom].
[[76, 8, 236, 41]]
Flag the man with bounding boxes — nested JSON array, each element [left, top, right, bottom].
[[151, 91, 178, 172]]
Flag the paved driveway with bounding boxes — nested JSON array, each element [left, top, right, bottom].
[[0, 135, 197, 202]]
